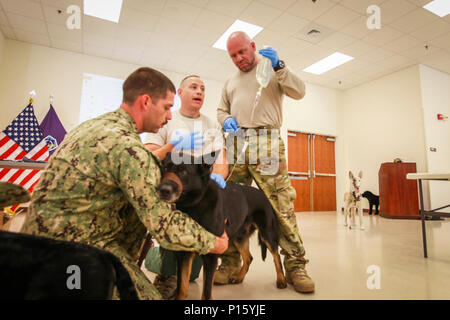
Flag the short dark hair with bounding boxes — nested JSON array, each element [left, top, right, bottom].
[[179, 75, 200, 88], [122, 67, 176, 105]]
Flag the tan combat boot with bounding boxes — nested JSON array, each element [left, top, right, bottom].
[[286, 267, 315, 293], [213, 263, 241, 285]]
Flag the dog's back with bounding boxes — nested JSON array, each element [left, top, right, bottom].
[[0, 231, 138, 300]]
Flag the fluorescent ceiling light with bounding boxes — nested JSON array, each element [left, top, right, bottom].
[[84, 0, 123, 23], [212, 19, 263, 51], [303, 52, 354, 75], [423, 0, 450, 17]]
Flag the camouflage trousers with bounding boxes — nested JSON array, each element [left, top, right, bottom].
[[110, 243, 163, 300], [222, 129, 309, 273]]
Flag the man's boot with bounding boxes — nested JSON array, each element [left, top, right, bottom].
[[286, 266, 315, 293], [153, 274, 177, 299]]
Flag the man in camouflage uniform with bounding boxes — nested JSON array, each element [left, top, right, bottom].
[[21, 67, 228, 300], [216, 32, 315, 293]]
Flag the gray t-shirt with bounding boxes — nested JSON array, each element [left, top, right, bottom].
[[144, 109, 224, 157]]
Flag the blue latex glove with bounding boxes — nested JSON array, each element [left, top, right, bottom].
[[210, 173, 226, 189], [223, 117, 238, 133], [170, 131, 205, 150], [258, 47, 279, 69]]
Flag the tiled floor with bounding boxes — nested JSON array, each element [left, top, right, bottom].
[[143, 211, 450, 300], [9, 210, 450, 300]]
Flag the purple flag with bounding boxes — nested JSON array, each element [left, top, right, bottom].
[[40, 105, 67, 155]]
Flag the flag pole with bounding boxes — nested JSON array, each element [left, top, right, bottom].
[[29, 90, 36, 104]]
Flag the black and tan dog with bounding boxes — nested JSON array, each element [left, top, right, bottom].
[[157, 151, 287, 300]]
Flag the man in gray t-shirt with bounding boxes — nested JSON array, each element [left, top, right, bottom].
[[143, 75, 228, 299]]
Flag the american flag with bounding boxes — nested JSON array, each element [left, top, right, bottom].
[[0, 104, 49, 212]]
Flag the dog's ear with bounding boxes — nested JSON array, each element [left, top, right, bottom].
[[349, 171, 354, 179], [358, 171, 363, 179]]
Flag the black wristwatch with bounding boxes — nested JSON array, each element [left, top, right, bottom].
[[274, 60, 285, 71]]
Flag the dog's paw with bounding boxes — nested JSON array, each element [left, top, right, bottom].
[[229, 277, 244, 284], [277, 280, 287, 289], [360, 226, 365, 230]]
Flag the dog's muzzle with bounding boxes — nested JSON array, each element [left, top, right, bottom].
[[157, 172, 183, 202]]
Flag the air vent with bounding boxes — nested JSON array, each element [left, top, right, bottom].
[[294, 22, 334, 44]]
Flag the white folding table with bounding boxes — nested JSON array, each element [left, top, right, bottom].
[[406, 173, 450, 258]]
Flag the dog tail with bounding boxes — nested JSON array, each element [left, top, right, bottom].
[[107, 252, 139, 300], [258, 232, 268, 261]]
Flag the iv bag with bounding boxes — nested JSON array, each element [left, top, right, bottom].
[[256, 48, 272, 88]]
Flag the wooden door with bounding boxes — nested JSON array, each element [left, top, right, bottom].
[[287, 131, 336, 212], [287, 132, 310, 212], [312, 135, 337, 211]]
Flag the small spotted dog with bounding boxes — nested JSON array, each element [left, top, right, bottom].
[[343, 171, 364, 230]]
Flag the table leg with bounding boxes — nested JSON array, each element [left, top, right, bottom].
[[418, 179, 427, 258]]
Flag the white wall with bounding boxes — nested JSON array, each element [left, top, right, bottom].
[[0, 30, 4, 66], [339, 65, 429, 210], [419, 65, 450, 211], [0, 39, 224, 133]]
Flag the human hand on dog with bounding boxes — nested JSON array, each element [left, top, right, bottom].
[[209, 230, 229, 254], [210, 173, 226, 189], [170, 131, 205, 150]]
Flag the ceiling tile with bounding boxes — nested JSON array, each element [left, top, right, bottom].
[[7, 13, 48, 35], [359, 47, 394, 63], [14, 29, 51, 46], [123, 0, 167, 15], [378, 0, 417, 24], [41, 0, 83, 8], [258, 0, 297, 11], [83, 31, 115, 49], [180, 0, 210, 8], [51, 38, 82, 53], [362, 25, 404, 46], [405, 0, 432, 7], [375, 54, 415, 70], [161, 0, 203, 25], [409, 19, 450, 41], [239, 1, 283, 27], [47, 22, 81, 42], [398, 43, 441, 60], [112, 45, 144, 65], [339, 16, 374, 39], [340, 40, 378, 57], [319, 31, 358, 50], [339, 0, 389, 14], [206, 0, 252, 18], [42, 5, 68, 26], [428, 31, 450, 49], [314, 4, 361, 30], [119, 7, 158, 32], [389, 7, 439, 33], [0, 0, 44, 20], [115, 25, 152, 45], [82, 16, 118, 37], [266, 12, 311, 37], [288, 0, 337, 21], [384, 33, 423, 53], [83, 43, 114, 60], [193, 9, 236, 34]]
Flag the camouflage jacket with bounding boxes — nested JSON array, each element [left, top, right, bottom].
[[21, 108, 216, 260]]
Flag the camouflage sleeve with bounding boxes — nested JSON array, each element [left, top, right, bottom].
[[110, 142, 216, 255]]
